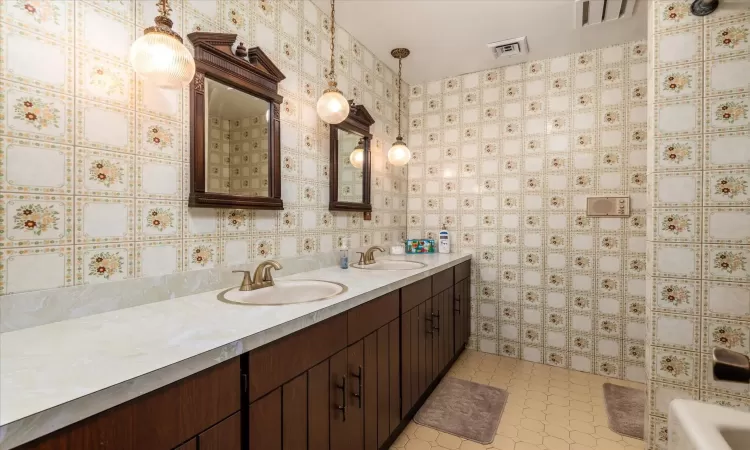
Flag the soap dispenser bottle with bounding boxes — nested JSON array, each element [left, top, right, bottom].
[[439, 225, 450, 254], [339, 239, 349, 269]]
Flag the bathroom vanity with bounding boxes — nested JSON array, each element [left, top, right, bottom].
[[3, 255, 471, 450]]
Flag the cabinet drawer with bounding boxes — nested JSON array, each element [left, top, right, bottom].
[[432, 268, 454, 294], [454, 260, 470, 282], [347, 291, 399, 344], [249, 313, 347, 401], [401, 277, 431, 312]]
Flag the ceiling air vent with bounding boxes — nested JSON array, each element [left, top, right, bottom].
[[575, 0, 636, 28], [486, 36, 528, 59]]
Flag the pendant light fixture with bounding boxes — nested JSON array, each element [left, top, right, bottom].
[[316, 0, 350, 124], [130, 0, 195, 89], [388, 48, 411, 166], [349, 138, 365, 169]]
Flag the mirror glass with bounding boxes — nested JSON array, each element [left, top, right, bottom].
[[337, 128, 365, 203], [205, 77, 270, 196]]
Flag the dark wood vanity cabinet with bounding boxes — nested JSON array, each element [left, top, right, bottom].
[[247, 292, 401, 450], [454, 260, 471, 354], [13, 260, 471, 450], [16, 358, 241, 450]]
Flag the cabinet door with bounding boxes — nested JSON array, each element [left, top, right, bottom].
[[173, 439, 196, 450], [453, 278, 468, 356], [442, 286, 455, 371], [376, 325, 390, 447], [198, 412, 241, 450], [363, 332, 378, 450], [330, 348, 352, 450], [282, 373, 307, 450], [388, 319, 400, 433], [249, 388, 281, 450], [419, 300, 431, 393], [308, 360, 330, 450], [429, 296, 439, 382]]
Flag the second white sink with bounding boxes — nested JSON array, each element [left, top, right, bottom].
[[218, 280, 347, 305], [351, 260, 427, 270]]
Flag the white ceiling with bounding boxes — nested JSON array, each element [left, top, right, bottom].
[[314, 0, 648, 84]]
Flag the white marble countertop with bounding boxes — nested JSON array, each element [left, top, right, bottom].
[[0, 252, 471, 449]]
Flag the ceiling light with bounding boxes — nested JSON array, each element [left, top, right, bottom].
[[388, 48, 411, 167], [130, 0, 195, 89], [316, 0, 349, 124]]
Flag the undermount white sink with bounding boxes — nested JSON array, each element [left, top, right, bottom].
[[218, 280, 347, 305], [351, 260, 427, 270], [669, 400, 750, 450]]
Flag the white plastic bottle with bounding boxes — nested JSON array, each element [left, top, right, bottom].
[[438, 225, 450, 254]]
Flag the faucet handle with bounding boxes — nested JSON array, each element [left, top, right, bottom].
[[356, 252, 366, 265], [232, 270, 254, 291], [713, 347, 750, 384]]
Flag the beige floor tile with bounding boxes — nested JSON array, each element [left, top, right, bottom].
[[458, 440, 486, 450], [596, 437, 626, 449], [544, 435, 571, 450], [490, 434, 515, 450], [436, 432, 462, 449], [414, 425, 439, 442], [392, 350, 647, 450], [517, 428, 544, 445], [569, 419, 595, 434], [404, 438, 432, 450], [544, 423, 570, 441], [520, 417, 545, 432], [515, 443, 542, 450], [522, 407, 546, 421], [595, 426, 624, 441], [569, 430, 598, 447]]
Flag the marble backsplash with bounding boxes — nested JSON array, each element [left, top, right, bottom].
[[0, 250, 348, 333]]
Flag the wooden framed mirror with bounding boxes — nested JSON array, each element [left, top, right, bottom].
[[329, 103, 375, 212], [188, 32, 285, 210]]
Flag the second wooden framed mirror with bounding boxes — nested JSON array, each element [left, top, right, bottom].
[[188, 32, 285, 210], [329, 103, 375, 212]]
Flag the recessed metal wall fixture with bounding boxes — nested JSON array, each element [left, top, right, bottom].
[[387, 48, 411, 167], [691, 0, 719, 16]]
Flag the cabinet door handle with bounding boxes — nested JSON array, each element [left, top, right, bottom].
[[351, 365, 363, 408], [336, 376, 347, 422], [454, 294, 461, 312], [432, 312, 440, 331]]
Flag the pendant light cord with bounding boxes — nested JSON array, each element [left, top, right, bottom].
[[156, 0, 170, 18], [397, 56, 402, 140], [328, 0, 336, 87]]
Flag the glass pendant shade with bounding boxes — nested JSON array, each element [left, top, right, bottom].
[[387, 138, 411, 166], [316, 88, 350, 124], [349, 140, 365, 169], [130, 30, 195, 89]]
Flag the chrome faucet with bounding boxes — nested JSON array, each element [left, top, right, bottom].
[[357, 246, 385, 265], [233, 260, 282, 291], [713, 347, 750, 384]]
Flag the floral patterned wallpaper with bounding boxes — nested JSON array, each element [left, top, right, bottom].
[[0, 0, 408, 295], [406, 41, 651, 383], [646, 2, 750, 449]]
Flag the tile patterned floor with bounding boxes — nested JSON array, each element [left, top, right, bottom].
[[391, 350, 647, 450]]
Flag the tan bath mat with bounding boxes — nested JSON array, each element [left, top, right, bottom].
[[603, 383, 646, 440], [414, 377, 508, 444]]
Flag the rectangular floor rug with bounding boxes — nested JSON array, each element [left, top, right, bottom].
[[414, 377, 508, 444], [603, 383, 646, 440]]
